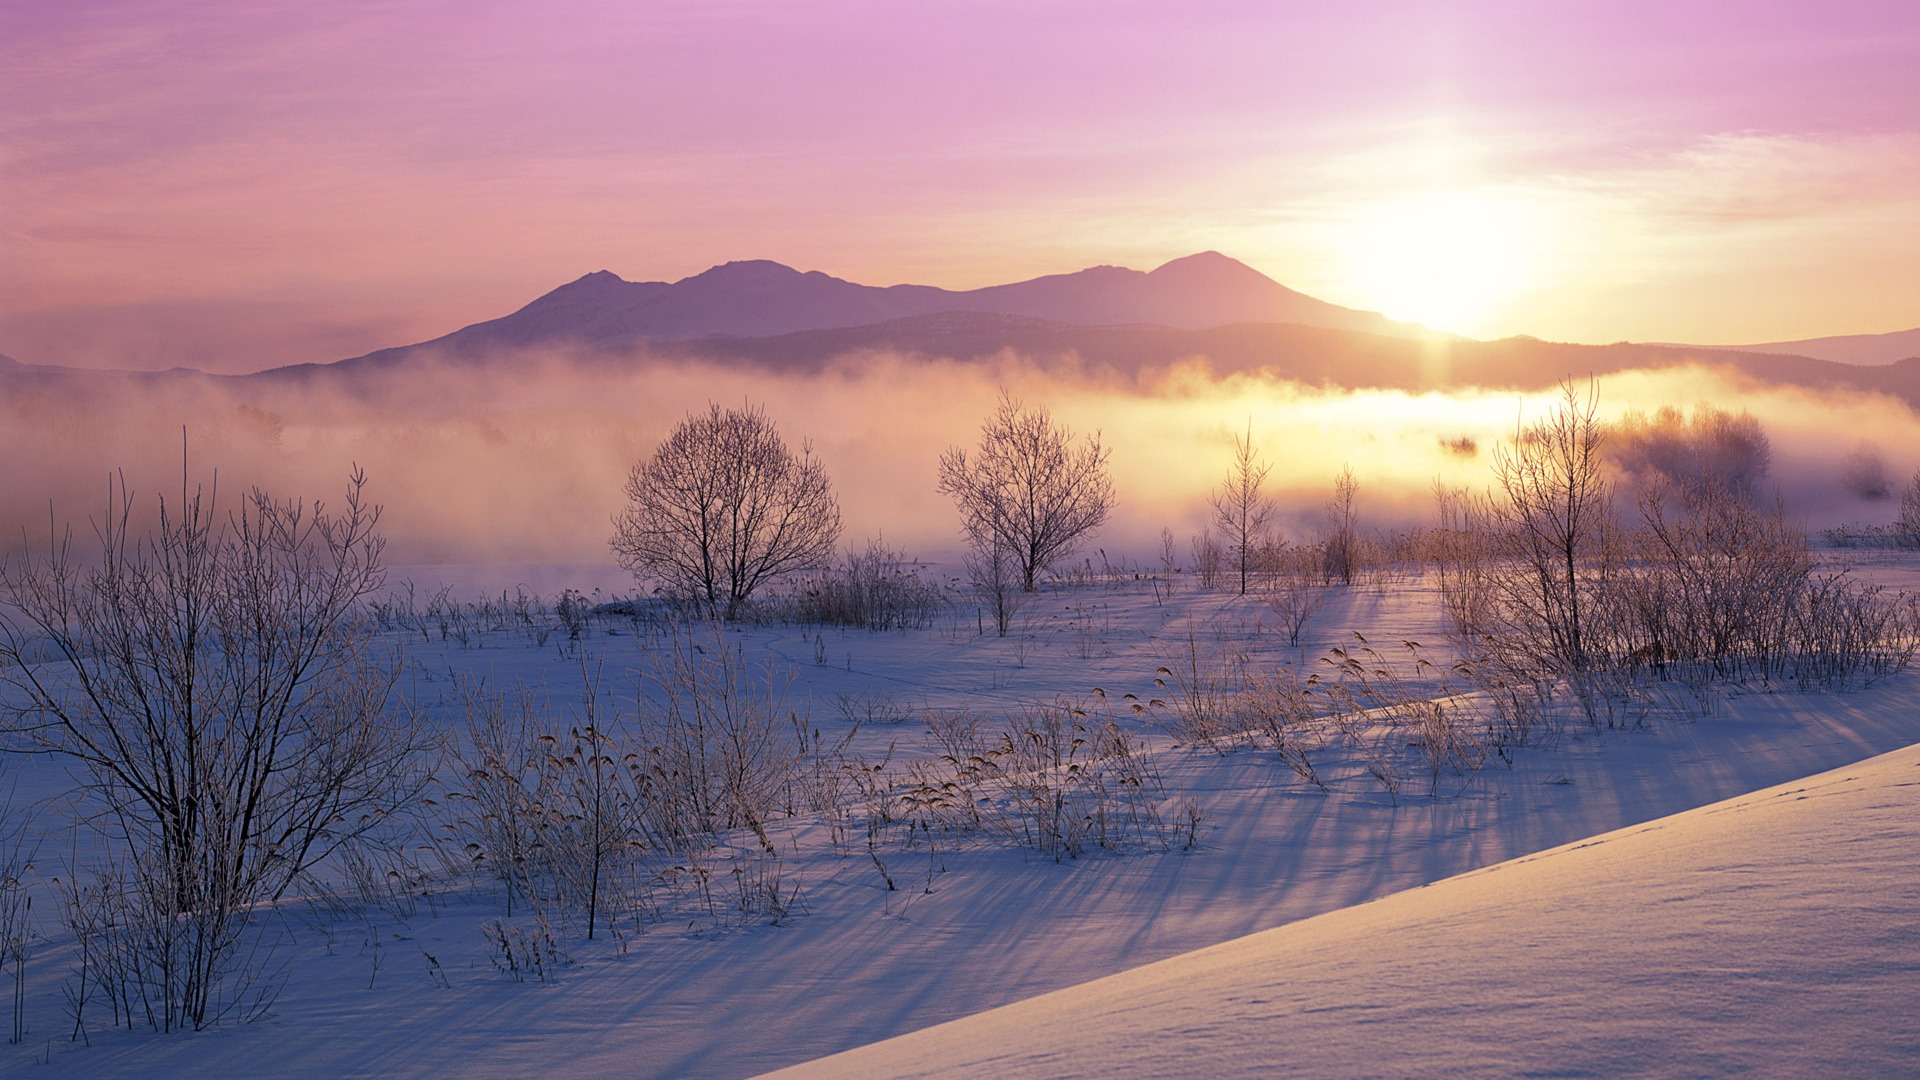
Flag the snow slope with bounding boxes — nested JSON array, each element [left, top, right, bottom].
[[772, 742, 1920, 1079]]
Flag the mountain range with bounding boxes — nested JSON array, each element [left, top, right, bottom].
[[267, 251, 1428, 375], [2, 253, 1917, 404]]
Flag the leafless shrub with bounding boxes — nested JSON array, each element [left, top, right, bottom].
[[907, 703, 1189, 861], [832, 689, 915, 728], [780, 537, 945, 630], [1237, 667, 1328, 789], [1785, 576, 1920, 689], [1608, 403, 1772, 498], [1447, 431, 1917, 709], [0, 794, 34, 1044], [1264, 543, 1330, 647], [1842, 441, 1893, 501], [57, 857, 285, 1034], [1150, 626, 1247, 751], [1189, 528, 1224, 591], [1482, 379, 1617, 680], [1429, 483, 1496, 645], [0, 465, 421, 1031], [631, 623, 801, 858], [1615, 476, 1916, 691], [1625, 480, 1813, 684]]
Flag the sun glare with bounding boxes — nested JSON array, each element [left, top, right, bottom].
[[1342, 190, 1541, 335]]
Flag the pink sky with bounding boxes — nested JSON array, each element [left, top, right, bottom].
[[4, 1, 1918, 373]]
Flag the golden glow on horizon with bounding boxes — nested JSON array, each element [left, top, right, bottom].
[[1339, 189, 1543, 335]]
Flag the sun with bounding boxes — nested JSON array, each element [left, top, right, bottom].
[[1341, 189, 1542, 335]]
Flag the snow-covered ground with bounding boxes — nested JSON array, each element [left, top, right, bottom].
[[3, 562, 1918, 1078], [772, 739, 1920, 1079]]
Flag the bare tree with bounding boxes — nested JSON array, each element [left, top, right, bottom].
[[938, 392, 1115, 592], [1324, 463, 1360, 586], [0, 466, 419, 1030], [1208, 424, 1275, 595], [1628, 478, 1812, 681], [612, 403, 842, 620], [1485, 380, 1614, 677]]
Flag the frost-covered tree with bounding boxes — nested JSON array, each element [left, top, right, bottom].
[[1485, 380, 1614, 676], [1324, 464, 1360, 586], [1609, 404, 1772, 498], [939, 393, 1114, 592], [612, 403, 841, 620], [1208, 424, 1275, 596]]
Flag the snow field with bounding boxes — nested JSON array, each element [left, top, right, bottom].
[[1, 565, 1916, 1078]]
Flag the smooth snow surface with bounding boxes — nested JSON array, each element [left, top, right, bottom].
[[771, 743, 1920, 1078]]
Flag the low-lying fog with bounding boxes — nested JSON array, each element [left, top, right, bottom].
[[5, 351, 1916, 571]]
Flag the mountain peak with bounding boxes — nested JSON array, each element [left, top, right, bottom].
[[549, 269, 627, 290], [1149, 251, 1260, 279], [680, 259, 806, 287]]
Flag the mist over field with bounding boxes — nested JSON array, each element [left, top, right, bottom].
[[6, 349, 1916, 571]]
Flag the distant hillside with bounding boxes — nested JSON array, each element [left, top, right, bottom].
[[1701, 326, 1920, 367]]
